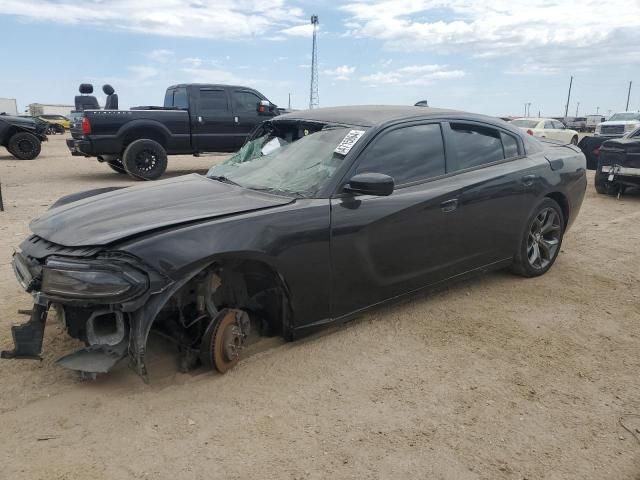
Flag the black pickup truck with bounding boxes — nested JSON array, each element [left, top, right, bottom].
[[67, 84, 278, 180]]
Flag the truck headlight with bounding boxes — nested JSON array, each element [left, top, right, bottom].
[[42, 258, 148, 301], [624, 123, 637, 131]]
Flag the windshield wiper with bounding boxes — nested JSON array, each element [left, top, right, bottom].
[[209, 175, 241, 187]]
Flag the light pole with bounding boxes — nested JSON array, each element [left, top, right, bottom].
[[626, 81, 632, 111], [575, 102, 580, 117], [564, 75, 574, 120]]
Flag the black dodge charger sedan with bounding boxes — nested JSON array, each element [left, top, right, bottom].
[[3, 106, 587, 379]]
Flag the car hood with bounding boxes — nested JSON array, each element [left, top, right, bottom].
[[30, 174, 294, 247]]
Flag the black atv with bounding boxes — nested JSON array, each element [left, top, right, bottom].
[[0, 114, 48, 160]]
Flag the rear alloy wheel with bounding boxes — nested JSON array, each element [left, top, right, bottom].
[[512, 198, 564, 277], [7, 132, 41, 160], [122, 139, 168, 181]]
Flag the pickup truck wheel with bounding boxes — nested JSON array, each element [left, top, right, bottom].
[[570, 135, 578, 145], [106, 158, 127, 174], [7, 132, 42, 160], [122, 139, 167, 181]]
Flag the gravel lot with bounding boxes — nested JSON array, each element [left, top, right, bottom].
[[1, 135, 639, 479]]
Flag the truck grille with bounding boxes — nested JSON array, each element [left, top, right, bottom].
[[600, 125, 625, 135]]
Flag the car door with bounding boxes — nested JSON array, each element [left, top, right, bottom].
[[231, 89, 265, 149], [440, 121, 539, 271], [552, 120, 572, 142], [330, 122, 459, 317], [192, 87, 237, 152]]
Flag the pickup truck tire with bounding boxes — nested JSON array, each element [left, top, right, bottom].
[[107, 158, 127, 174], [7, 132, 42, 160], [122, 139, 168, 180]]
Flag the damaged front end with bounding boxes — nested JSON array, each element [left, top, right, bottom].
[[2, 238, 171, 379], [3, 236, 289, 381]]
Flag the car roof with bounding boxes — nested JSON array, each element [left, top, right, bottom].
[[273, 105, 464, 128]]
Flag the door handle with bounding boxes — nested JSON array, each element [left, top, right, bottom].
[[234, 116, 239, 123], [440, 199, 458, 213], [197, 116, 204, 124], [522, 174, 536, 187]]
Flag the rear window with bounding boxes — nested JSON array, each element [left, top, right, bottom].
[[164, 88, 188, 109], [447, 123, 504, 171], [512, 119, 539, 128], [200, 89, 228, 112]]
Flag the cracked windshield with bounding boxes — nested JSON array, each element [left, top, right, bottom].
[[207, 127, 357, 197]]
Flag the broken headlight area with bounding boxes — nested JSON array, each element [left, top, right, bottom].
[[41, 257, 149, 303]]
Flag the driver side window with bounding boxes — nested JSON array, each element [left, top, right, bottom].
[[355, 124, 446, 187]]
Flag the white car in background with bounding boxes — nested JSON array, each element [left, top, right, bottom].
[[594, 111, 640, 137], [511, 118, 579, 144]]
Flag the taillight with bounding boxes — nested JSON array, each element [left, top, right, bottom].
[[593, 147, 600, 156], [81, 117, 91, 135], [526, 129, 534, 136]]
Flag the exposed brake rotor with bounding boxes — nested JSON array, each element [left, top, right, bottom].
[[200, 308, 250, 373]]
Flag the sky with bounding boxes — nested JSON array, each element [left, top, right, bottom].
[[0, 0, 639, 117]]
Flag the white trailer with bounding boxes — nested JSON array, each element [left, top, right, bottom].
[[28, 103, 74, 117], [0, 97, 18, 116]]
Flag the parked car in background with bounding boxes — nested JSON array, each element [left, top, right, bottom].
[[566, 117, 586, 132], [594, 126, 640, 195], [38, 114, 70, 132], [3, 105, 586, 379], [67, 83, 278, 180], [512, 118, 580, 144], [595, 112, 640, 137], [0, 114, 47, 159]]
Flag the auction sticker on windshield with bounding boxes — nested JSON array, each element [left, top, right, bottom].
[[335, 130, 366, 156]]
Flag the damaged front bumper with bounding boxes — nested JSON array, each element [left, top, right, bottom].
[[2, 250, 175, 379]]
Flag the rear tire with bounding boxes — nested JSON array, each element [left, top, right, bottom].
[[511, 198, 564, 278], [122, 139, 167, 181], [7, 132, 41, 160], [570, 135, 578, 145], [106, 158, 127, 174]]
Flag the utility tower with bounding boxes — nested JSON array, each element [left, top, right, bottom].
[[309, 15, 319, 109]]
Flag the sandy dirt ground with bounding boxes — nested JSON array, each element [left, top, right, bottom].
[[0, 135, 639, 479]]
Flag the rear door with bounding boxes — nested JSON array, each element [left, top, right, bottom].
[[192, 87, 236, 152], [440, 121, 539, 270], [230, 89, 265, 149]]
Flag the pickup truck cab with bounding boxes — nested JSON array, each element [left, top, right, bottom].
[[67, 84, 277, 180]]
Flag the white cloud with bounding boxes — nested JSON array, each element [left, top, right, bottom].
[[182, 57, 203, 68], [147, 49, 174, 62], [281, 23, 317, 38], [341, 0, 640, 71], [323, 65, 356, 80], [128, 65, 159, 81], [0, 0, 305, 39], [361, 64, 465, 86], [181, 67, 251, 85]]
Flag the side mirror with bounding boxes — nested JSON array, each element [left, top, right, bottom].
[[257, 100, 274, 115], [344, 173, 394, 196]]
